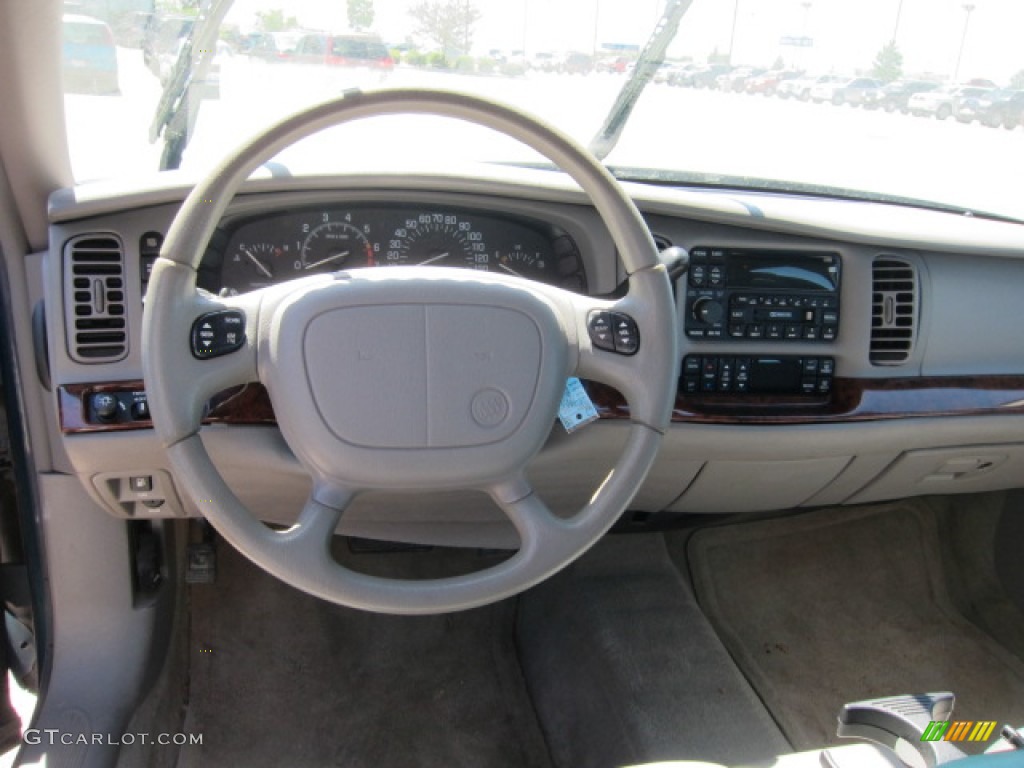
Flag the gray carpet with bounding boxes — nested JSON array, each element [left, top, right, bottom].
[[686, 499, 1024, 754], [177, 542, 553, 768], [517, 534, 791, 768]]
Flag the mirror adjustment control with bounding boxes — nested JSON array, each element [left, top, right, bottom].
[[191, 310, 246, 360], [588, 311, 639, 355]]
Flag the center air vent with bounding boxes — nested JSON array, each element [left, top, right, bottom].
[[870, 256, 917, 365], [64, 235, 127, 363]]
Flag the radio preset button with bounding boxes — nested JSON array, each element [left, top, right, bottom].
[[729, 325, 745, 338], [822, 326, 837, 341], [785, 325, 801, 339]]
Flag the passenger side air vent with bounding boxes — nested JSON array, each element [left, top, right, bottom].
[[870, 256, 917, 365], [64, 235, 127, 363]]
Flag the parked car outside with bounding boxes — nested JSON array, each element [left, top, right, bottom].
[[907, 84, 985, 120], [831, 77, 884, 107], [688, 63, 731, 88], [809, 74, 851, 103], [872, 80, 939, 112], [745, 69, 801, 96], [716, 66, 765, 93], [971, 89, 1024, 128], [288, 31, 394, 72], [790, 74, 842, 101], [61, 13, 119, 95]]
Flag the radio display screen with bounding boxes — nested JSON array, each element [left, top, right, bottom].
[[726, 252, 839, 291], [750, 358, 804, 392]]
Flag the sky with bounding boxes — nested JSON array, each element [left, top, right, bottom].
[[225, 0, 1024, 82]]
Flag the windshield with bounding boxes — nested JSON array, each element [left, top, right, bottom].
[[62, 0, 1024, 222]]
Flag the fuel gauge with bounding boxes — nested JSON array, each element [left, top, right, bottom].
[[221, 242, 296, 292]]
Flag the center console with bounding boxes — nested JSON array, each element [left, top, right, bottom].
[[682, 247, 842, 400]]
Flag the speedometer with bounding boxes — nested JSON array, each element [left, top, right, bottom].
[[385, 212, 489, 269]]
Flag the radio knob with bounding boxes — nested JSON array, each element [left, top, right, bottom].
[[692, 297, 724, 325]]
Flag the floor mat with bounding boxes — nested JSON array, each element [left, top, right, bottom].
[[177, 542, 552, 768], [517, 534, 791, 768], [686, 500, 1024, 754]]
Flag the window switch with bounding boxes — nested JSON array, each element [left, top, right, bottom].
[[130, 476, 153, 493]]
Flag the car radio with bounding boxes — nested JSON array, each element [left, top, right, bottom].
[[684, 247, 841, 341]]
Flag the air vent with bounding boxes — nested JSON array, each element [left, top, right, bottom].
[[870, 256, 917, 365], [64, 235, 127, 363]]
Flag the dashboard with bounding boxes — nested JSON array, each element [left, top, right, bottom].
[[199, 205, 587, 295], [39, 171, 1024, 544]]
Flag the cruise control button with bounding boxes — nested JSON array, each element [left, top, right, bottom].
[[587, 311, 616, 352], [191, 310, 246, 360]]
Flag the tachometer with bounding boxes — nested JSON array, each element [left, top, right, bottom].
[[385, 213, 489, 269], [301, 220, 375, 272]]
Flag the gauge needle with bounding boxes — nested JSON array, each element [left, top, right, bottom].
[[497, 262, 524, 278], [304, 251, 349, 270], [244, 249, 273, 279], [418, 251, 449, 266]]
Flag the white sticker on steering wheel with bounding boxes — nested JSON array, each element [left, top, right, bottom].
[[558, 377, 599, 433]]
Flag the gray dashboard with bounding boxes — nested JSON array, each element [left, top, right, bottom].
[[38, 169, 1024, 546]]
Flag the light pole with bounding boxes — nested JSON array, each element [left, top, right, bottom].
[[727, 0, 739, 65], [892, 0, 904, 42], [953, 3, 976, 83]]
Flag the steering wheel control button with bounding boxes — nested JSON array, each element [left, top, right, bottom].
[[611, 313, 639, 355], [588, 311, 639, 355], [191, 310, 246, 359], [587, 311, 616, 352]]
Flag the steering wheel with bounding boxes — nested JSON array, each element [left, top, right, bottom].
[[142, 89, 677, 614]]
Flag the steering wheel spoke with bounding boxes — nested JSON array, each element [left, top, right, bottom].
[[143, 260, 261, 444], [567, 270, 678, 430]]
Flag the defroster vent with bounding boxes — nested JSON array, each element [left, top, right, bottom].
[[870, 256, 917, 365], [64, 235, 127, 363]]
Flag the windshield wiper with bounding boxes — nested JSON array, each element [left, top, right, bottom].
[[588, 0, 694, 160], [149, 0, 234, 171]]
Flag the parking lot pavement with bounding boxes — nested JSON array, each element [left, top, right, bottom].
[[62, 51, 1023, 222]]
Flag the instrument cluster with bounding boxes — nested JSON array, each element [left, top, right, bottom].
[[207, 205, 588, 294]]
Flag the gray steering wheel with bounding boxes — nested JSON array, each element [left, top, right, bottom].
[[142, 89, 677, 614]]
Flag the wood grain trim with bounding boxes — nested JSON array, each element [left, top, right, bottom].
[[586, 377, 1024, 424], [59, 375, 1024, 434]]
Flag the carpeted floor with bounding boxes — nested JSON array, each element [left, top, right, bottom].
[[517, 534, 792, 768], [176, 543, 553, 768], [685, 499, 1024, 755]]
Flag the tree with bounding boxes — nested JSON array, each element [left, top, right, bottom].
[[348, 0, 375, 31], [256, 9, 297, 33], [409, 0, 481, 62], [871, 40, 903, 83]]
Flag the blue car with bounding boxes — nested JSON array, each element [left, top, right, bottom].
[[62, 14, 119, 95]]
